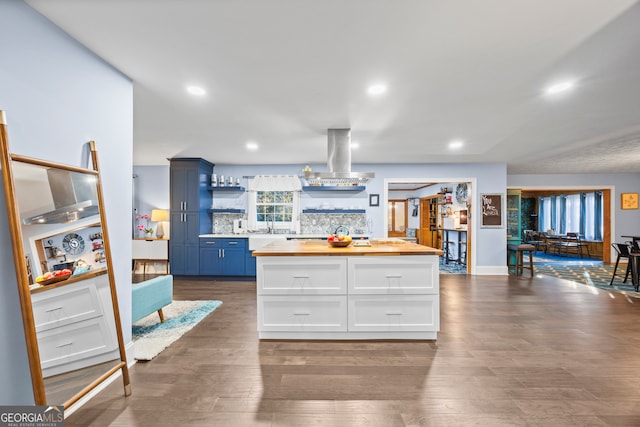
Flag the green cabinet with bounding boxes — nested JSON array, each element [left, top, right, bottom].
[[507, 189, 521, 245]]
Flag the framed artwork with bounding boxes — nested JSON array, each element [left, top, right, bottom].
[[621, 193, 639, 210], [369, 194, 379, 207], [480, 193, 503, 228]]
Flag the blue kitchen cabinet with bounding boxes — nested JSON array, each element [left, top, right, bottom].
[[199, 238, 246, 276], [199, 245, 224, 275], [170, 158, 214, 275], [245, 249, 256, 276]]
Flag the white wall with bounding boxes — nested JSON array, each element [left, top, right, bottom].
[[0, 1, 133, 404]]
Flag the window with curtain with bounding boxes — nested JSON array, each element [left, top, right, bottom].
[[247, 175, 301, 231], [539, 192, 603, 240], [256, 191, 294, 223]]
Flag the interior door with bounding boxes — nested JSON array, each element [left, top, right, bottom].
[[388, 199, 407, 237], [419, 198, 431, 246]]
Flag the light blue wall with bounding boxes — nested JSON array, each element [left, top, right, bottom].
[[509, 173, 640, 246], [0, 1, 133, 404], [145, 161, 508, 274], [133, 165, 170, 236]]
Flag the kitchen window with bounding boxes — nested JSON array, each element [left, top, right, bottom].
[[256, 191, 294, 223], [247, 175, 301, 231]]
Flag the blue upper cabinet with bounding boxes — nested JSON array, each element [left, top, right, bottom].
[[169, 158, 214, 275]]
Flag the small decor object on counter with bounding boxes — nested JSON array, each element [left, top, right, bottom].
[[327, 233, 353, 247], [36, 269, 72, 286]]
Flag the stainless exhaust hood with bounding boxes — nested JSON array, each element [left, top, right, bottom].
[[304, 129, 375, 185], [22, 169, 99, 225]]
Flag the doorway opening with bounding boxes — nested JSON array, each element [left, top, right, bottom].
[[385, 179, 473, 274]]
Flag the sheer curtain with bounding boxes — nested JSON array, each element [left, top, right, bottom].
[[564, 194, 580, 234], [539, 192, 602, 240]]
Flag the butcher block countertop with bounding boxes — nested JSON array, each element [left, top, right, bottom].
[[252, 238, 444, 256]]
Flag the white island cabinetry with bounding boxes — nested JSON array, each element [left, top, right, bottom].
[[255, 240, 441, 340]]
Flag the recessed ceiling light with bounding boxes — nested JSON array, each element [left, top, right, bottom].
[[186, 85, 206, 96], [246, 141, 259, 151], [367, 84, 387, 96], [449, 140, 464, 150], [545, 80, 575, 96]]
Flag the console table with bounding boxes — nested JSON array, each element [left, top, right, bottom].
[[132, 238, 169, 275]]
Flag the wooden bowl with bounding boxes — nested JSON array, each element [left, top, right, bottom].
[[328, 240, 351, 248], [38, 273, 72, 286]]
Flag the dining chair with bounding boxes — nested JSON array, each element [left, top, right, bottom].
[[561, 232, 590, 258], [610, 242, 632, 286]]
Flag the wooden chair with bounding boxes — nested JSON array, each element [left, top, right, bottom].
[[610, 243, 632, 286], [559, 232, 590, 258], [526, 230, 548, 254]]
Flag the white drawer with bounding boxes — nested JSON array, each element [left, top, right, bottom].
[[258, 295, 347, 331], [37, 316, 118, 371], [257, 257, 347, 295], [348, 256, 438, 294], [348, 295, 439, 332], [31, 282, 104, 332]]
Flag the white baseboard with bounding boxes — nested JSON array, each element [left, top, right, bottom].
[[474, 266, 509, 275]]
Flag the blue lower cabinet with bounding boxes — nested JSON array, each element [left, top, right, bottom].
[[170, 243, 200, 275], [245, 250, 256, 276], [199, 246, 224, 275], [200, 238, 247, 276]]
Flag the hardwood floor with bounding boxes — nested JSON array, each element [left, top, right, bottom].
[[66, 274, 640, 426]]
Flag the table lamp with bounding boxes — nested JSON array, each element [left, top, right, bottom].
[[150, 209, 169, 239]]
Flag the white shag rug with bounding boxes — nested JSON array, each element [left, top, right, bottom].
[[132, 300, 222, 361]]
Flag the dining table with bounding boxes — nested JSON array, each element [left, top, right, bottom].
[[621, 235, 640, 291]]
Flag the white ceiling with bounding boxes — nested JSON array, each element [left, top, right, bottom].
[[26, 0, 640, 174]]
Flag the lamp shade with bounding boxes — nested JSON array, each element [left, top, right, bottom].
[[150, 209, 169, 222]]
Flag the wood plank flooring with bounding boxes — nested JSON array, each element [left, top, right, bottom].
[[66, 274, 640, 426]]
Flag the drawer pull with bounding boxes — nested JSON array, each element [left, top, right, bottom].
[[55, 342, 74, 348], [386, 275, 403, 279], [45, 306, 63, 312], [205, 242, 216, 245], [293, 275, 310, 279], [228, 241, 238, 245], [385, 312, 404, 316], [293, 311, 310, 316]]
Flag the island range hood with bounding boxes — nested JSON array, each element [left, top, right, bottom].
[[22, 169, 99, 225], [304, 128, 375, 185]]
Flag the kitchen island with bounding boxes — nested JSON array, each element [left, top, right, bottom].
[[253, 239, 443, 340]]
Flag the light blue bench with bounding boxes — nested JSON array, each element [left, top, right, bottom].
[[132, 275, 173, 323]]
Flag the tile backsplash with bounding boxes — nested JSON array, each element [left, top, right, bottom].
[[211, 212, 368, 235]]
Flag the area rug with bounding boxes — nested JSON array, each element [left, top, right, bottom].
[[132, 300, 222, 361], [533, 263, 640, 298]]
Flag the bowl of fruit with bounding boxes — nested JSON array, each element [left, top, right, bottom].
[[327, 233, 353, 248], [36, 269, 73, 286]]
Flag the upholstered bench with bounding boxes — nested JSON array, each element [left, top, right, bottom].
[[132, 275, 173, 323], [507, 244, 535, 277]]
